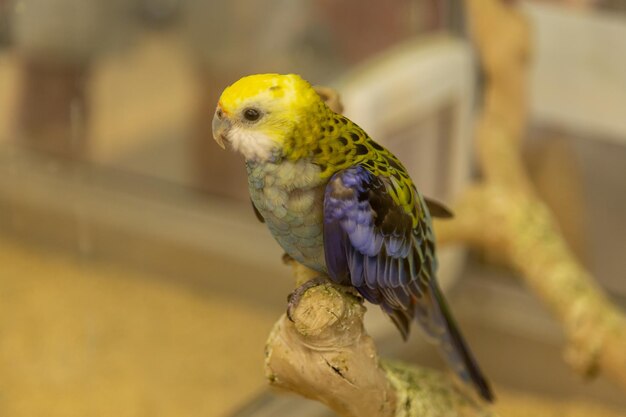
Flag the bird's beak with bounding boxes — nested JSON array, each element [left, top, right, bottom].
[[212, 109, 231, 150]]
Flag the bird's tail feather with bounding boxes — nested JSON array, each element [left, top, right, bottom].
[[425, 282, 494, 402]]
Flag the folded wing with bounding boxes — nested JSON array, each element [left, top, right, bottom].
[[323, 165, 494, 402]]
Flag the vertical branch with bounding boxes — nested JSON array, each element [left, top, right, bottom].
[[465, 0, 532, 191], [433, 0, 626, 392]]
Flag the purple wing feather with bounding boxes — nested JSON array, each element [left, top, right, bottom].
[[323, 165, 494, 402], [323, 165, 426, 334]]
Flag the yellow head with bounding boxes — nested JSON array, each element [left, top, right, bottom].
[[212, 73, 323, 161]]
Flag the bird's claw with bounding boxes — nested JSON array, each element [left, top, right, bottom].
[[286, 276, 328, 322], [281, 253, 294, 265]]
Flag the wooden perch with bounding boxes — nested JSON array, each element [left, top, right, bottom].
[[263, 263, 625, 417], [434, 0, 626, 391], [265, 262, 496, 417]]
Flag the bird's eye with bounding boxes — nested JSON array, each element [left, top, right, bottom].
[[243, 108, 261, 122]]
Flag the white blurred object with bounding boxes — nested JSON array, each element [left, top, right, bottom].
[[524, 2, 626, 144], [334, 35, 475, 337]]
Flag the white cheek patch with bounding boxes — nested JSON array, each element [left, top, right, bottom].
[[228, 126, 278, 161]]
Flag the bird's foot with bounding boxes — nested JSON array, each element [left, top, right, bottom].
[[287, 276, 328, 322]]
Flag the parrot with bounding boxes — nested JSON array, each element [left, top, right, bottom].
[[212, 73, 494, 402]]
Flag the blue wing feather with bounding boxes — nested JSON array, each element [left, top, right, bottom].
[[323, 165, 494, 402], [323, 166, 428, 332]]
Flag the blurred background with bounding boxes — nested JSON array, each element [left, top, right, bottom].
[[0, 0, 625, 416]]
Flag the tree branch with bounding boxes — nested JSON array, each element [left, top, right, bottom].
[[264, 264, 496, 417], [434, 0, 626, 391]]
